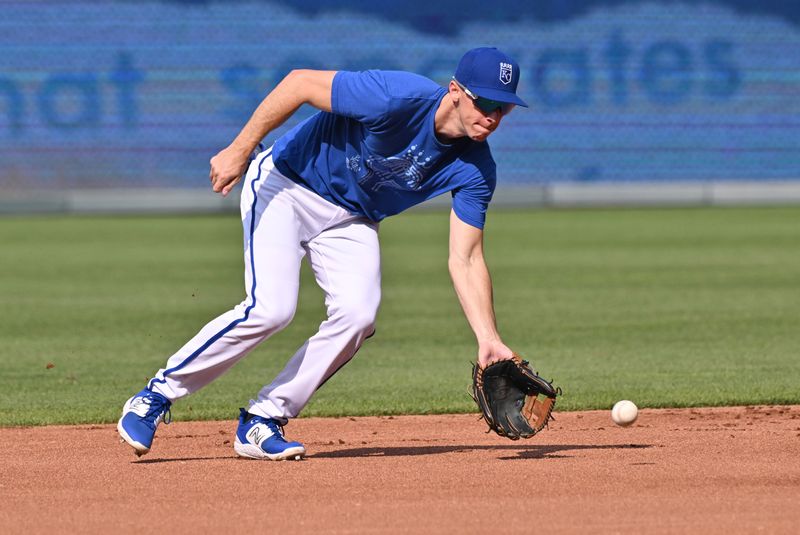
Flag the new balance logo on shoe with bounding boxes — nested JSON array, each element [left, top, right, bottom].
[[246, 425, 274, 447]]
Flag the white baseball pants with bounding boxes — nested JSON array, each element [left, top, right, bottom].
[[147, 149, 381, 422]]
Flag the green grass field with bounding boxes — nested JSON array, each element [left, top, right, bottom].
[[1, 206, 799, 426]]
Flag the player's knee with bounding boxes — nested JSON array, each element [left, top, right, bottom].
[[352, 310, 378, 337], [336, 298, 379, 337], [251, 302, 296, 333]]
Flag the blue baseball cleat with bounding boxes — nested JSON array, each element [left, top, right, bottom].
[[234, 408, 306, 461], [117, 388, 172, 457]]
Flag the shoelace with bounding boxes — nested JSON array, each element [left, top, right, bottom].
[[250, 416, 287, 442], [142, 394, 172, 427]]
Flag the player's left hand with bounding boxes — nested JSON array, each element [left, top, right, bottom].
[[471, 354, 559, 440], [210, 144, 252, 196], [477, 338, 515, 368]]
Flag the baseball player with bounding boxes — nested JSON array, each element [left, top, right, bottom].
[[118, 47, 528, 460]]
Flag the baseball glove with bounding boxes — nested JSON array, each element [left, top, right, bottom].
[[471, 355, 559, 439]]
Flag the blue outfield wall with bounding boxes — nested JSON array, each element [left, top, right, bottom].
[[0, 0, 798, 195]]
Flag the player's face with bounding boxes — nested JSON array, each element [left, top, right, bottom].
[[453, 80, 514, 142]]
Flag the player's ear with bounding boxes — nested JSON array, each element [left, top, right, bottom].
[[448, 80, 461, 104]]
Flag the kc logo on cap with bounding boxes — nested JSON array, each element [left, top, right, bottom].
[[499, 62, 512, 85]]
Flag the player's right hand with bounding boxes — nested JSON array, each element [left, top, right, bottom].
[[477, 338, 515, 369], [210, 144, 251, 196]]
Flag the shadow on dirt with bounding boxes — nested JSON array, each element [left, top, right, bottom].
[[126, 444, 651, 463], [132, 455, 237, 464], [310, 443, 651, 460]]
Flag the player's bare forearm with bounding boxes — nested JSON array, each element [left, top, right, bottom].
[[448, 247, 498, 341], [448, 210, 514, 367], [210, 69, 337, 195]]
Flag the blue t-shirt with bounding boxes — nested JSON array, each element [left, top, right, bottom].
[[271, 70, 496, 229]]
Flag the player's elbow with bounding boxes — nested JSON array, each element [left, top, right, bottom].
[[448, 253, 473, 278], [449, 247, 483, 269], [281, 69, 310, 98], [283, 69, 334, 112], [284, 69, 308, 85]]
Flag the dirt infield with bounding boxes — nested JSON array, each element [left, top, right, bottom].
[[2, 406, 799, 534]]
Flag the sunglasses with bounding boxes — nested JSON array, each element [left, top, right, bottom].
[[453, 79, 515, 115]]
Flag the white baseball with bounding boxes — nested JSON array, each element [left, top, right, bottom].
[[611, 400, 638, 427]]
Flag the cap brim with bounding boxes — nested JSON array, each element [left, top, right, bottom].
[[467, 84, 528, 108]]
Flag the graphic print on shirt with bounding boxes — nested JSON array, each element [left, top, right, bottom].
[[356, 145, 434, 192]]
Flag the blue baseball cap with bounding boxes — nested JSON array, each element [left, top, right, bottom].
[[454, 47, 528, 107]]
